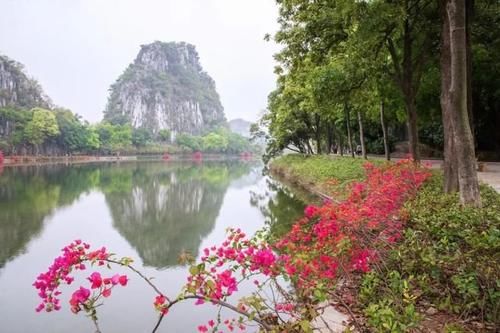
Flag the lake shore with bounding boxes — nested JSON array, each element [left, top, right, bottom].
[[1, 153, 256, 167]]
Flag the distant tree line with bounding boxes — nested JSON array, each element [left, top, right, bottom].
[[0, 106, 258, 156]]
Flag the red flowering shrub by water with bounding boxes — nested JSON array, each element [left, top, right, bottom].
[[0, 150, 4, 165], [275, 159, 431, 293], [34, 159, 430, 332]]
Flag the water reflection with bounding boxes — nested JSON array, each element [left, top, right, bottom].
[[250, 177, 315, 239], [0, 165, 98, 267], [103, 162, 251, 268], [0, 161, 257, 269], [0, 160, 310, 333]]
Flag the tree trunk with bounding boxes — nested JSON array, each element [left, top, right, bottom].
[[466, 0, 474, 146], [357, 111, 367, 159], [402, 19, 420, 163], [447, 0, 481, 206], [380, 100, 390, 160], [405, 95, 419, 162], [327, 122, 334, 154], [314, 113, 322, 154], [338, 132, 344, 157], [344, 103, 355, 158], [495, 100, 500, 154], [305, 141, 314, 155], [440, 0, 459, 192]]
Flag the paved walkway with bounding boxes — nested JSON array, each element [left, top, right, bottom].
[[421, 160, 500, 193], [367, 156, 500, 193]]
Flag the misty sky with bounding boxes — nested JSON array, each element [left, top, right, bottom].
[[0, 0, 280, 123]]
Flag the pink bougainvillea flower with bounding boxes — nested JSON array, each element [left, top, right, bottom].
[[111, 274, 120, 285], [88, 272, 102, 289], [69, 286, 91, 313]]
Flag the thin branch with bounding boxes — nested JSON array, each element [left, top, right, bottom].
[[327, 291, 363, 333], [105, 259, 165, 296], [92, 317, 102, 333], [151, 314, 164, 333], [167, 295, 273, 331]]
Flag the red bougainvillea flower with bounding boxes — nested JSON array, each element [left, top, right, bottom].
[[197, 325, 208, 332], [154, 295, 169, 315], [304, 205, 319, 218], [88, 272, 102, 289], [118, 275, 128, 286]]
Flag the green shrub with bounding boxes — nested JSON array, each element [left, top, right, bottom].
[[361, 174, 500, 330], [361, 271, 421, 332]]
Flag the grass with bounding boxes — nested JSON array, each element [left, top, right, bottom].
[[270, 154, 384, 198]]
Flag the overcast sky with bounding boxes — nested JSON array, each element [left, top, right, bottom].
[[0, 0, 279, 123]]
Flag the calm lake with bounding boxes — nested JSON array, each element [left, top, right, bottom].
[[0, 160, 308, 332]]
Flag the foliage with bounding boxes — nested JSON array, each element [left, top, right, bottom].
[[85, 126, 101, 151], [24, 108, 60, 149], [202, 132, 228, 153], [360, 175, 500, 329], [262, 0, 500, 161], [176, 133, 203, 152], [132, 127, 152, 147], [402, 176, 499, 320], [54, 108, 89, 152], [108, 125, 132, 151], [96, 122, 132, 152], [360, 271, 421, 332], [157, 129, 171, 143], [176, 129, 255, 154], [1, 107, 99, 154]]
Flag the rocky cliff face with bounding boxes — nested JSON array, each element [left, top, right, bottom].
[[104, 41, 226, 134], [0, 55, 50, 109]]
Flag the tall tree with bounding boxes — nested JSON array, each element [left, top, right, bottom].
[[441, 0, 481, 205], [24, 108, 60, 154]]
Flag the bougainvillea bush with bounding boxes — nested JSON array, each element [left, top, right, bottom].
[[34, 159, 431, 332]]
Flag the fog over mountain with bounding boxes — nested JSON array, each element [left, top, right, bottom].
[[0, 0, 279, 122]]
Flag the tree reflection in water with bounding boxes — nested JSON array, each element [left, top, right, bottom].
[[0, 161, 254, 269]]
